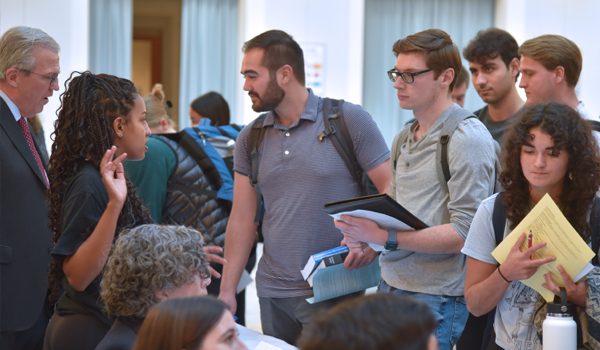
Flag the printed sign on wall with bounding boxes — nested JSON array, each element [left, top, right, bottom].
[[301, 43, 326, 96]]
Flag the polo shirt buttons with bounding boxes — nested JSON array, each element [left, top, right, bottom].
[[285, 150, 290, 155], [285, 132, 290, 137]]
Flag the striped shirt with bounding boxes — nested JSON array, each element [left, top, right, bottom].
[[234, 89, 390, 298]]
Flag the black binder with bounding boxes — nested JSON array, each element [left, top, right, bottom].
[[323, 193, 428, 230]]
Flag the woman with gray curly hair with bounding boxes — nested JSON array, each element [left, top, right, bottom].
[[95, 224, 213, 350]]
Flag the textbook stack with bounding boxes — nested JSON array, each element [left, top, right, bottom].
[[301, 246, 380, 304]]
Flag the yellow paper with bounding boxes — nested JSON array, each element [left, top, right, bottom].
[[491, 193, 595, 302]]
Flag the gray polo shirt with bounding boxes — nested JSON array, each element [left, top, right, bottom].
[[234, 89, 390, 298], [382, 104, 498, 296]]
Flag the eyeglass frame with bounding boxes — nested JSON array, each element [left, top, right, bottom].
[[387, 68, 433, 84], [18, 68, 59, 87]]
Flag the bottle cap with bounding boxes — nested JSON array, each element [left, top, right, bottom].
[[547, 288, 574, 316]]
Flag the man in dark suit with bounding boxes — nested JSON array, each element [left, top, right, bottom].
[[0, 26, 60, 350]]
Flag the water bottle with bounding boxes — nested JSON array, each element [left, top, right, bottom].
[[543, 288, 577, 350]]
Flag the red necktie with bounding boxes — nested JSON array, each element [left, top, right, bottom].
[[18, 117, 49, 188]]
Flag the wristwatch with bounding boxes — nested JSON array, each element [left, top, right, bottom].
[[384, 229, 398, 251]]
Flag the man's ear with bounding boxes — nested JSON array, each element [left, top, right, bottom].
[[554, 66, 566, 84], [4, 68, 20, 88], [156, 290, 169, 302], [279, 65, 293, 85], [509, 58, 520, 78], [113, 117, 126, 139], [440, 67, 455, 88]]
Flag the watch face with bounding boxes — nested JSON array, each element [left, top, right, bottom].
[[384, 242, 398, 251]]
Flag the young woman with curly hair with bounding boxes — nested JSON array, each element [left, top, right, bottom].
[[96, 224, 212, 350], [462, 102, 600, 350], [43, 71, 153, 350], [133, 296, 247, 350]]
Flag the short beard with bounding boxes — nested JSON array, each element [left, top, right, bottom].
[[251, 76, 285, 112]]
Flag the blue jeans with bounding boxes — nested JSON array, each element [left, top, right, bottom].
[[378, 279, 468, 350]]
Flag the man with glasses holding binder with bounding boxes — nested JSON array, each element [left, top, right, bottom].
[[335, 29, 498, 350]]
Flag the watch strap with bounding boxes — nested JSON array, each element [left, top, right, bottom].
[[385, 229, 398, 250]]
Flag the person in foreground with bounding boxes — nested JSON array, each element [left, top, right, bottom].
[[132, 296, 247, 350], [297, 294, 438, 350], [43, 72, 154, 350], [462, 102, 600, 350], [95, 224, 212, 350]]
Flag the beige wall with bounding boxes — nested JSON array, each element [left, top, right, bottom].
[[132, 40, 153, 96]]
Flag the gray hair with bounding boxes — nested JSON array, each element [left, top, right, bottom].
[[0, 26, 60, 81], [100, 224, 211, 318]]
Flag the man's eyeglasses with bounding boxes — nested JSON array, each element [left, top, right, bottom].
[[19, 69, 59, 87], [387, 68, 433, 84]]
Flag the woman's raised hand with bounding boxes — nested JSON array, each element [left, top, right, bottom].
[[100, 146, 128, 207]]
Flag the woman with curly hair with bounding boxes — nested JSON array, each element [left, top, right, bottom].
[[133, 296, 247, 350], [43, 71, 153, 350], [95, 224, 212, 350], [462, 102, 600, 350]]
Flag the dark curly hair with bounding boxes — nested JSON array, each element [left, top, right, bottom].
[[499, 102, 600, 241], [47, 71, 153, 301]]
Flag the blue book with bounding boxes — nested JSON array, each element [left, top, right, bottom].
[[307, 255, 381, 304], [300, 245, 350, 280]]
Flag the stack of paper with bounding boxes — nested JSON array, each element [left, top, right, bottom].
[[491, 193, 595, 302], [323, 193, 428, 251]]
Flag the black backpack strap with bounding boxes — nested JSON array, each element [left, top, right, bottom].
[[436, 110, 476, 194], [230, 124, 242, 132], [320, 98, 367, 194], [588, 120, 600, 133], [391, 127, 411, 170], [215, 126, 234, 139], [481, 192, 508, 350], [493, 192, 507, 248], [248, 114, 268, 226], [591, 197, 600, 266]]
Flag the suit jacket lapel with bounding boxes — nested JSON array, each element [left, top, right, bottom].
[[0, 98, 48, 187]]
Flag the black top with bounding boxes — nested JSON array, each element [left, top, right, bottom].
[[473, 105, 526, 147], [51, 162, 113, 327], [95, 316, 144, 350]]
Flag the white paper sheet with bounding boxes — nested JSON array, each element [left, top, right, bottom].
[[329, 209, 416, 251]]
